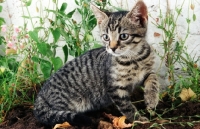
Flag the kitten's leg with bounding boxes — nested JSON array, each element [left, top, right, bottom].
[[34, 109, 93, 126], [143, 73, 160, 109], [34, 96, 93, 126], [108, 89, 144, 123]]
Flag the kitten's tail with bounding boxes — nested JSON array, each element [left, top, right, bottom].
[[33, 96, 93, 126]]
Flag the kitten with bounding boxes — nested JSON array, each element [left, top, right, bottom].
[[33, 0, 159, 126]]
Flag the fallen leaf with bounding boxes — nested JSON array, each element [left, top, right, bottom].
[[179, 88, 196, 101], [104, 113, 117, 120], [53, 122, 71, 129], [98, 121, 113, 129], [154, 32, 161, 37], [103, 113, 149, 129], [113, 116, 133, 128], [104, 113, 132, 128]]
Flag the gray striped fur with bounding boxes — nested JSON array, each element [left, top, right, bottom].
[[34, 0, 159, 126]]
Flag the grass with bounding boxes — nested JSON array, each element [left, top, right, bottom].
[[0, 56, 18, 122]]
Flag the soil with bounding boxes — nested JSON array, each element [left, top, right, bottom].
[[1, 88, 200, 129]]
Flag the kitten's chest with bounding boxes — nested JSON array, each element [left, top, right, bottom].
[[110, 58, 147, 87]]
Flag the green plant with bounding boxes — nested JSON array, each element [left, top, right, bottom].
[[0, 3, 5, 49], [0, 56, 19, 122], [22, 0, 105, 79], [151, 0, 200, 103]]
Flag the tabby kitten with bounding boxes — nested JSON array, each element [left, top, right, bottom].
[[34, 0, 159, 126]]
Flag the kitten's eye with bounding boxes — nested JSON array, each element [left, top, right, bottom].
[[119, 34, 129, 40], [102, 34, 110, 41]]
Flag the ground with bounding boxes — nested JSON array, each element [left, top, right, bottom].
[[1, 88, 200, 129]]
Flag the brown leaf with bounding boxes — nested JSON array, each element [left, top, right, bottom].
[[154, 32, 161, 37], [103, 113, 149, 128], [104, 113, 132, 128], [113, 116, 133, 128], [103, 113, 118, 120], [98, 121, 113, 129], [179, 88, 196, 101], [53, 122, 71, 129]]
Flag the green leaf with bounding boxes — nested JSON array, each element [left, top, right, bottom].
[[176, 8, 182, 15], [0, 36, 5, 45], [22, 16, 41, 19], [21, 16, 32, 19], [34, 27, 46, 31], [69, 49, 75, 56], [24, 0, 32, 6], [51, 57, 63, 71], [0, 5, 2, 12], [40, 60, 52, 79], [31, 56, 40, 63], [60, 28, 71, 40], [0, 17, 5, 24], [56, 18, 62, 26], [86, 34, 93, 42], [60, 2, 67, 12], [66, 9, 76, 18], [62, 45, 68, 62], [186, 18, 191, 24], [193, 14, 196, 21], [36, 42, 52, 56], [75, 0, 79, 5], [29, 30, 39, 43], [51, 28, 60, 43], [37, 42, 47, 55], [77, 8, 82, 14], [7, 58, 19, 72], [88, 15, 97, 30], [45, 9, 57, 13]]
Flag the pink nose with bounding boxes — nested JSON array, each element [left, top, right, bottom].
[[110, 41, 117, 51]]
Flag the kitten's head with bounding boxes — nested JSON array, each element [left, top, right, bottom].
[[91, 0, 148, 57]]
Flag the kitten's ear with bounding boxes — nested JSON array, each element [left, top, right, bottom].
[[126, 0, 148, 27], [90, 4, 108, 25]]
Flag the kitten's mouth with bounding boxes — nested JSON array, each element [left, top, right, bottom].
[[106, 47, 126, 57]]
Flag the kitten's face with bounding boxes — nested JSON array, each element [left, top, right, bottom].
[[91, 0, 148, 57], [100, 12, 144, 56]]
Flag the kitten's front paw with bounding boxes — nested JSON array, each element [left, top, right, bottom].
[[144, 91, 159, 109]]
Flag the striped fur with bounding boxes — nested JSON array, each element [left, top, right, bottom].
[[34, 0, 159, 126]]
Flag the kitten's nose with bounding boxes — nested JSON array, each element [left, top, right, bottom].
[[110, 46, 117, 52], [110, 41, 118, 52]]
